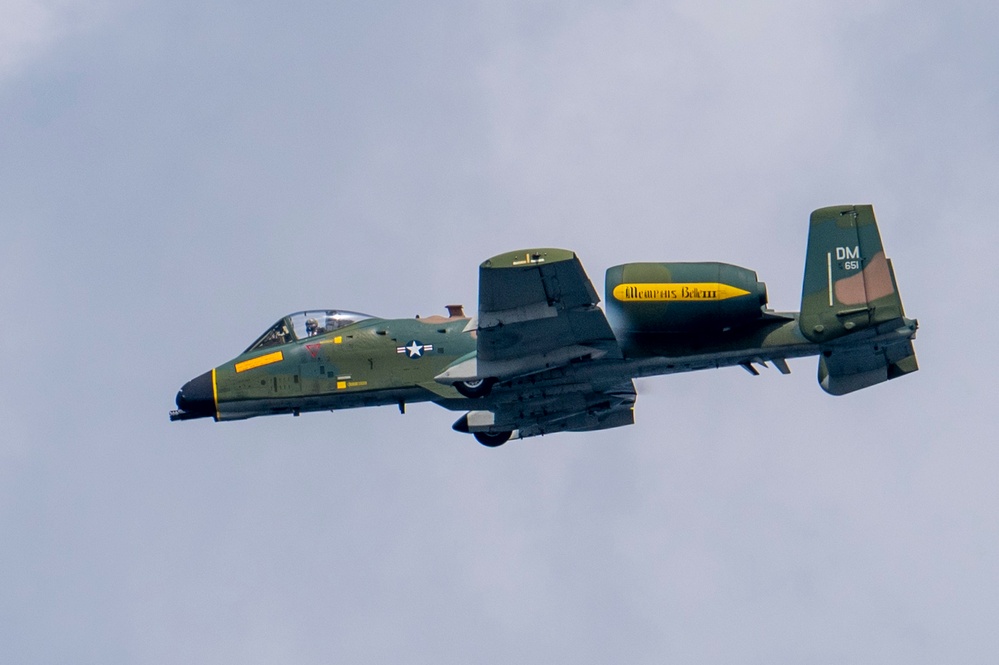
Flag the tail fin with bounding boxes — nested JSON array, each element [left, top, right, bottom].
[[800, 205, 919, 395]]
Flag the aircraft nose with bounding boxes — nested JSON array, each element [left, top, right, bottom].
[[172, 370, 216, 421]]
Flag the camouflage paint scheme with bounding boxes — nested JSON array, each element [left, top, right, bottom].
[[214, 315, 475, 421], [172, 205, 919, 446]]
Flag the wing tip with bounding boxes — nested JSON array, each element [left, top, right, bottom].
[[481, 248, 576, 269]]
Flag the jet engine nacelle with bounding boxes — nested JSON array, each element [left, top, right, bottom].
[[604, 262, 768, 335]]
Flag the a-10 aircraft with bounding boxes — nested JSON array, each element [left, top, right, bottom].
[[171, 205, 919, 446]]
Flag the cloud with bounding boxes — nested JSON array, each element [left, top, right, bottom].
[[0, 0, 110, 81]]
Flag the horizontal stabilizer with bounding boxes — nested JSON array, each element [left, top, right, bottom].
[[818, 325, 919, 395]]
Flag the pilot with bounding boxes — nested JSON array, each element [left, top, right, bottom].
[[306, 318, 320, 336]]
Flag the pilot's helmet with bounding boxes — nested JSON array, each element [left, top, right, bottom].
[[306, 318, 319, 333]]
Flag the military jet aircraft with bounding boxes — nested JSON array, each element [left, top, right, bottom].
[[171, 205, 918, 446]]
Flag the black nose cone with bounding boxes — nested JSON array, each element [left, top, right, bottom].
[[174, 370, 215, 420]]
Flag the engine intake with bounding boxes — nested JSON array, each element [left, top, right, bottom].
[[605, 262, 768, 335]]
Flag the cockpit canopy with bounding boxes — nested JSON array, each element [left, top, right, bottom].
[[245, 310, 374, 352]]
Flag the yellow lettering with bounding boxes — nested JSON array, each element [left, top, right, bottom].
[[612, 283, 750, 302]]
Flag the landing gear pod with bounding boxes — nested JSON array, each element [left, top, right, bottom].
[[605, 262, 768, 335]]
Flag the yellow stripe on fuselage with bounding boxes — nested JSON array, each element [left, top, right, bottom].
[[612, 282, 751, 302], [212, 368, 220, 421], [235, 350, 284, 373]]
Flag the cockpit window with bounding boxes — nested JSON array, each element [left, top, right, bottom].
[[245, 310, 373, 352], [246, 320, 294, 351]]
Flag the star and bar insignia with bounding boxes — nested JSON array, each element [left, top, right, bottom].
[[397, 340, 433, 359]]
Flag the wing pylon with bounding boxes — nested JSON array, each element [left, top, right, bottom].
[[452, 380, 636, 440]]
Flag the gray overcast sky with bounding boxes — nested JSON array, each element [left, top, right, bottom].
[[2, 1, 997, 663]]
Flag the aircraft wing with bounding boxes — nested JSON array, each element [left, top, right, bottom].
[[437, 248, 622, 384], [453, 380, 637, 440]]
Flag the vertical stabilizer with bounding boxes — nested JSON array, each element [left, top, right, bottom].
[[800, 204, 906, 343], [800, 205, 918, 395]]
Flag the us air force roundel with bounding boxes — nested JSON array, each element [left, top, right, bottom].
[[396, 340, 433, 359]]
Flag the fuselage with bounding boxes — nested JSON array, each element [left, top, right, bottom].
[[173, 307, 903, 423], [173, 313, 477, 421]]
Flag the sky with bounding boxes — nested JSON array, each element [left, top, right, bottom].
[[2, 0, 998, 662]]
